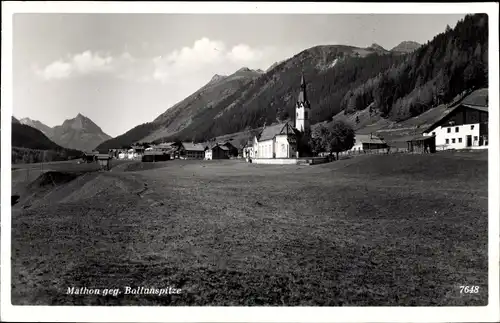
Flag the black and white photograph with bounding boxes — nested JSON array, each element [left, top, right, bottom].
[[1, 2, 499, 322]]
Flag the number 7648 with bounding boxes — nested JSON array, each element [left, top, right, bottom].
[[460, 286, 480, 294]]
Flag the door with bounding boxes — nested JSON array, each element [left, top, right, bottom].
[[466, 135, 472, 147]]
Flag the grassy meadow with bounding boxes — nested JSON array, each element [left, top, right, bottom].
[[11, 151, 488, 305]]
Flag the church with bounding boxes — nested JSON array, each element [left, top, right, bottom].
[[246, 74, 311, 159]]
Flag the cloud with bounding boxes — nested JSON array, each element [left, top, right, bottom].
[[35, 38, 288, 86], [151, 37, 277, 85], [35, 51, 115, 80]]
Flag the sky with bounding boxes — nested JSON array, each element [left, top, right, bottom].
[[13, 13, 467, 137]]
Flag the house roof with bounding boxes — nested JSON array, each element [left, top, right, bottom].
[[96, 154, 111, 160], [157, 142, 174, 148], [461, 88, 488, 107], [354, 134, 386, 145], [424, 88, 488, 133], [258, 122, 298, 141], [181, 142, 205, 151]]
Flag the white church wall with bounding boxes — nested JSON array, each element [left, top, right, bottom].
[[274, 135, 291, 158]]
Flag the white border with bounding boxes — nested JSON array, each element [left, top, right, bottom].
[[1, 2, 499, 322]]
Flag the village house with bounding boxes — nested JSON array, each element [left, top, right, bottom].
[[204, 143, 230, 160], [251, 75, 311, 159], [242, 140, 255, 159], [178, 142, 205, 159], [349, 134, 388, 153], [127, 146, 145, 160], [422, 88, 488, 150]]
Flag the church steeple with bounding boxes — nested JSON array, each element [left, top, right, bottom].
[[295, 73, 311, 134], [298, 74, 308, 103]]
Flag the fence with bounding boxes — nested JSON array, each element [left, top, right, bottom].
[[337, 147, 408, 157]]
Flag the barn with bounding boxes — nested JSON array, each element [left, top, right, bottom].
[[407, 135, 436, 153]]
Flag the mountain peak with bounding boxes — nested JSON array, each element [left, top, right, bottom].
[[390, 41, 421, 53], [237, 67, 252, 73], [368, 43, 387, 51], [210, 74, 227, 83]]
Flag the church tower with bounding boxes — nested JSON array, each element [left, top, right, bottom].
[[295, 74, 311, 134]]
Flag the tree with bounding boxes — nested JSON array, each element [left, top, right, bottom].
[[309, 121, 355, 160], [328, 121, 355, 160]]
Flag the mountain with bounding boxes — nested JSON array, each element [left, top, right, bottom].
[[20, 117, 54, 138], [13, 123, 64, 151], [390, 41, 421, 54], [97, 67, 264, 150], [97, 14, 487, 148], [11, 121, 83, 163], [152, 44, 407, 143], [51, 113, 112, 152]]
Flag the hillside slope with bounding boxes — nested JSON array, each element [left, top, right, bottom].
[[159, 44, 406, 143], [96, 68, 263, 151], [20, 118, 54, 138]]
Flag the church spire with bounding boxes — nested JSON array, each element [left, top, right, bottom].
[[295, 72, 311, 134], [298, 73, 308, 103]]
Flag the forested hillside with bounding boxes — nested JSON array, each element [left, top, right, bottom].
[[12, 123, 82, 164], [340, 13, 488, 121], [162, 45, 407, 142]]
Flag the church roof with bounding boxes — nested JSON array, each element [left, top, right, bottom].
[[258, 122, 298, 141]]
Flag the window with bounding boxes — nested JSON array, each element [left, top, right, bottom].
[[305, 111, 308, 119], [455, 127, 459, 133], [447, 128, 451, 133], [458, 138, 462, 143], [452, 138, 456, 143], [474, 136, 478, 141], [471, 125, 475, 130], [446, 139, 449, 144], [432, 132, 435, 136]]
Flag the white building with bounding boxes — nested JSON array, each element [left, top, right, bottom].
[[423, 88, 488, 150], [250, 74, 311, 159]]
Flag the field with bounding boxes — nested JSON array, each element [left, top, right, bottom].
[[11, 151, 488, 306]]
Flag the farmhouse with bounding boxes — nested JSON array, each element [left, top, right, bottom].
[[204, 144, 230, 160], [350, 134, 388, 153], [252, 75, 311, 159], [178, 142, 205, 159], [423, 88, 488, 150]]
